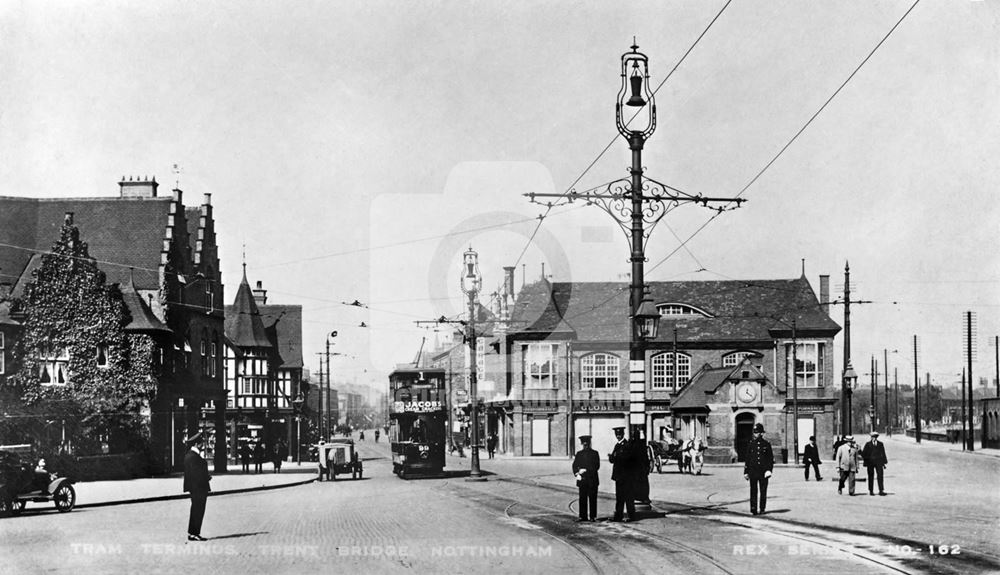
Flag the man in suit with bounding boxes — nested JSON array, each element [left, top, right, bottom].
[[861, 431, 888, 496], [183, 432, 211, 541], [743, 423, 774, 515], [836, 435, 860, 495], [608, 426, 636, 522], [803, 435, 823, 481], [572, 435, 600, 522]]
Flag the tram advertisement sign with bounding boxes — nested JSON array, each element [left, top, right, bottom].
[[393, 400, 443, 413]]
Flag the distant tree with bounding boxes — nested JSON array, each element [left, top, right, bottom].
[[4, 218, 156, 454]]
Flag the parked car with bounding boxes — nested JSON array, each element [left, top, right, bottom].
[[319, 439, 363, 480], [0, 449, 76, 516]]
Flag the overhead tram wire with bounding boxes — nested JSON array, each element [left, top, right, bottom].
[[647, 0, 922, 278], [512, 0, 734, 271]]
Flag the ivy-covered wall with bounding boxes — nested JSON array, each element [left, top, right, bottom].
[[1, 218, 157, 456]]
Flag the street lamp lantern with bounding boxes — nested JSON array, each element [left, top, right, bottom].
[[842, 361, 858, 435], [634, 295, 660, 340], [616, 42, 656, 138], [461, 246, 482, 295]]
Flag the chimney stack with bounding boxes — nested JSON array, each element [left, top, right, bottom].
[[819, 274, 830, 316], [253, 280, 268, 305], [119, 176, 159, 198]]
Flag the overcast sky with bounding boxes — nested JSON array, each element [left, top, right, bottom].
[[2, 1, 997, 393]]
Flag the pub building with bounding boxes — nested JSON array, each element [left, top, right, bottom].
[[483, 272, 842, 462]]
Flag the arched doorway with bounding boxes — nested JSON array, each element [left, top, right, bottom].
[[735, 412, 756, 462]]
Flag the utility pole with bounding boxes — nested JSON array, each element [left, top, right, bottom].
[[884, 349, 890, 435], [461, 246, 485, 480], [961, 369, 967, 451], [965, 311, 976, 451], [829, 262, 871, 437], [913, 336, 920, 444]]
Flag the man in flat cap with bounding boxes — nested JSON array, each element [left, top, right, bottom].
[[861, 431, 888, 496], [743, 423, 773, 515], [608, 426, 636, 522], [572, 435, 600, 522], [183, 431, 211, 541]]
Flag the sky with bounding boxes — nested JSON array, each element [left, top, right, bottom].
[[1, 0, 997, 394]]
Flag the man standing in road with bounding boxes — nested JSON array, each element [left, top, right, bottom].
[[803, 435, 823, 481], [572, 435, 600, 522], [609, 426, 636, 522], [861, 431, 888, 496], [835, 435, 860, 495], [743, 423, 773, 515], [183, 432, 211, 542]]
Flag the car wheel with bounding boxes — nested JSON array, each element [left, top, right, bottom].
[[0, 491, 12, 518], [12, 500, 25, 516], [54, 484, 75, 512]]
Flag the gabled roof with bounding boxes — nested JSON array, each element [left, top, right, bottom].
[[0, 196, 172, 292], [259, 304, 303, 369], [671, 364, 732, 411], [509, 277, 840, 343], [224, 269, 272, 348]]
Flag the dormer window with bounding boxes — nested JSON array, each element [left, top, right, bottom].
[[723, 351, 762, 368], [657, 303, 712, 318]]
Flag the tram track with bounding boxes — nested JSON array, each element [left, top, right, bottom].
[[499, 474, 1000, 575]]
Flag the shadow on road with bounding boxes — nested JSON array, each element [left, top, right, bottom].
[[209, 532, 269, 540]]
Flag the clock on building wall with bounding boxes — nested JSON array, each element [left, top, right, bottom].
[[736, 382, 757, 404]]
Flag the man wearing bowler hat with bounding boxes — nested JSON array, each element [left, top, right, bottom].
[[743, 422, 773, 515], [572, 435, 600, 522], [183, 431, 211, 541], [609, 426, 636, 522], [861, 431, 888, 496]]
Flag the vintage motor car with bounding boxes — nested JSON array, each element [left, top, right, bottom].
[[0, 448, 76, 516], [319, 439, 362, 480]]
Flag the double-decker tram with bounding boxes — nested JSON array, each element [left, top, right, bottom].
[[388, 368, 447, 478]]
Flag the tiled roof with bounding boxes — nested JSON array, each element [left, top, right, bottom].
[[0, 196, 171, 291], [121, 276, 171, 334], [259, 304, 303, 369], [224, 270, 272, 348], [670, 365, 732, 410], [509, 277, 840, 343]]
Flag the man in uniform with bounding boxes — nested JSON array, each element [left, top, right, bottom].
[[572, 435, 600, 522], [609, 426, 636, 522], [183, 432, 211, 541], [743, 423, 773, 515], [861, 431, 888, 496]]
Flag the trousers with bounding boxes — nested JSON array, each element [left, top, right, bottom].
[[613, 478, 635, 520], [748, 475, 769, 513], [866, 465, 885, 493], [188, 490, 208, 536], [839, 470, 856, 494], [578, 483, 598, 520], [804, 461, 822, 480]]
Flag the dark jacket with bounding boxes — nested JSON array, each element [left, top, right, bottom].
[[609, 439, 633, 481], [861, 439, 888, 467], [744, 436, 774, 477], [803, 443, 821, 465], [183, 449, 211, 494], [572, 447, 600, 487]]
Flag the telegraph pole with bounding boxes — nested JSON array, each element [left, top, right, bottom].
[[829, 262, 871, 436]]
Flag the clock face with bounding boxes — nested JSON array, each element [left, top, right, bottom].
[[738, 383, 757, 403]]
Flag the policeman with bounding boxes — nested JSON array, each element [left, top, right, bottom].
[[743, 423, 774, 515], [572, 435, 600, 522], [609, 426, 636, 522]]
